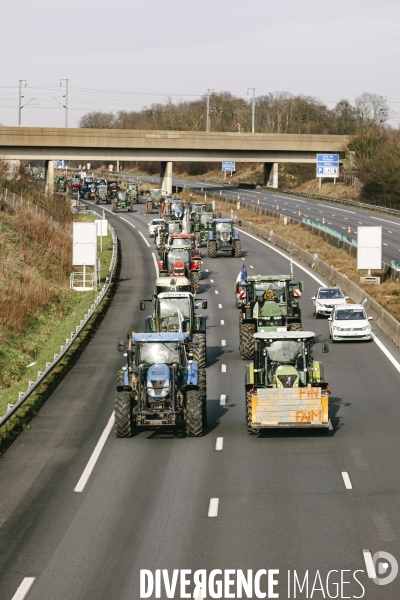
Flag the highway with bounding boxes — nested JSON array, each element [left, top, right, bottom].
[[1, 199, 400, 599], [139, 174, 400, 266]]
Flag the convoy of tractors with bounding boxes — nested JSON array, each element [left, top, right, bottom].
[[107, 186, 332, 438], [64, 173, 332, 437]]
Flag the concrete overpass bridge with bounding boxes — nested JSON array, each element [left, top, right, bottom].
[[0, 127, 350, 193]]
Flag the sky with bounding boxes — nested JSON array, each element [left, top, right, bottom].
[[1, 0, 400, 128]]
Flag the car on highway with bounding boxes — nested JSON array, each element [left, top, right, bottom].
[[312, 286, 348, 318], [148, 218, 165, 238], [328, 302, 373, 342]]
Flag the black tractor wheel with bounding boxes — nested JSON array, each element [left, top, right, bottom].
[[198, 368, 207, 427], [207, 240, 217, 258], [241, 325, 255, 360], [117, 369, 125, 386], [115, 391, 132, 438], [195, 232, 201, 246], [289, 322, 303, 331], [94, 197, 99, 205], [239, 312, 244, 342], [193, 333, 206, 369], [246, 390, 259, 435], [190, 270, 200, 295], [111, 202, 116, 213], [233, 239, 242, 257], [186, 389, 203, 437], [145, 200, 152, 214]]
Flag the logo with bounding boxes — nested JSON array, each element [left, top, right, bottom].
[[373, 551, 398, 586]]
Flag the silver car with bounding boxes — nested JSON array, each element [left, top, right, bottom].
[[312, 286, 348, 318]]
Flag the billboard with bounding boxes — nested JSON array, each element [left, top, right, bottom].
[[357, 226, 382, 270], [73, 222, 97, 266]]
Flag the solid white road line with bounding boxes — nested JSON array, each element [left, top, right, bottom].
[[221, 340, 226, 346], [370, 216, 400, 226], [218, 304, 222, 308], [152, 253, 159, 277], [74, 412, 115, 493], [208, 498, 219, 517], [342, 472, 353, 489], [238, 227, 400, 375], [215, 437, 223, 451], [273, 194, 306, 202], [138, 231, 150, 247], [220, 394, 226, 405], [221, 364, 226, 372], [11, 578, 36, 600], [363, 550, 377, 579], [220, 320, 225, 325], [119, 216, 135, 228]]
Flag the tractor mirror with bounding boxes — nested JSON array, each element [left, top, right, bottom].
[[192, 335, 200, 348], [237, 220, 242, 226], [362, 298, 368, 306], [117, 340, 126, 352], [217, 212, 222, 218], [299, 280, 305, 292], [140, 301, 145, 310], [322, 342, 329, 353], [202, 300, 208, 309]]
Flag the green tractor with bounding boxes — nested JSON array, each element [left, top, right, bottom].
[[126, 182, 140, 204], [140, 291, 207, 368], [144, 188, 163, 214], [237, 275, 304, 360], [245, 331, 330, 435], [56, 175, 67, 192], [111, 191, 133, 213], [116, 332, 206, 437], [193, 211, 215, 246]]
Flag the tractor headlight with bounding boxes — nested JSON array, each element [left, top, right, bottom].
[[147, 379, 170, 398]]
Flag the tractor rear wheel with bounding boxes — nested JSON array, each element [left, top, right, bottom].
[[117, 369, 124, 386], [198, 368, 207, 427], [246, 390, 259, 435], [195, 232, 201, 246], [111, 202, 116, 213], [241, 325, 255, 360], [115, 391, 132, 437], [207, 240, 217, 258], [94, 197, 99, 205], [193, 333, 206, 368], [186, 390, 203, 437], [145, 200, 152, 214], [233, 239, 242, 257]]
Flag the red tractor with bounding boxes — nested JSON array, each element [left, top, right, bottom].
[[158, 236, 201, 295]]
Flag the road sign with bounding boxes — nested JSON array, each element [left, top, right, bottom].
[[316, 154, 339, 177], [222, 161, 235, 171]]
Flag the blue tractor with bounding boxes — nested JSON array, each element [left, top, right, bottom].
[[115, 332, 206, 437], [207, 218, 242, 258]]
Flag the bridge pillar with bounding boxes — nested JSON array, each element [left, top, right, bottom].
[[263, 162, 278, 188], [160, 161, 172, 195], [45, 159, 55, 195]]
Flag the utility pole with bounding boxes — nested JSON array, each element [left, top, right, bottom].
[[60, 79, 69, 127], [247, 88, 255, 133], [206, 89, 215, 132], [18, 80, 27, 126]]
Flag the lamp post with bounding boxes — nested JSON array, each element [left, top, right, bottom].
[[206, 88, 215, 132], [60, 79, 69, 128], [247, 88, 255, 133], [18, 80, 27, 126]]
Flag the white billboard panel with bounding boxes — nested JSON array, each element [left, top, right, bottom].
[[95, 219, 108, 237], [73, 222, 97, 266], [357, 226, 382, 270]]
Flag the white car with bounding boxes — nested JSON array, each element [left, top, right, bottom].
[[328, 303, 373, 342], [148, 218, 165, 238], [312, 287, 348, 318]]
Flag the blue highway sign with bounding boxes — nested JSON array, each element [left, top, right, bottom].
[[222, 161, 235, 171]]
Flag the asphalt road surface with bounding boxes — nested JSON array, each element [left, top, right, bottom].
[[1, 200, 400, 599], [139, 174, 400, 266]]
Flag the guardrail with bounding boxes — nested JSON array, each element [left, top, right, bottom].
[[282, 189, 400, 217], [0, 209, 118, 429]]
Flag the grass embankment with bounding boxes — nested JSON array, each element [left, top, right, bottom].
[[209, 197, 400, 321], [0, 202, 113, 449]]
